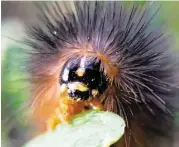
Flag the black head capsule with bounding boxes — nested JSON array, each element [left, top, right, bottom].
[[60, 57, 108, 101]]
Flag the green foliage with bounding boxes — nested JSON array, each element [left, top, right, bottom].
[[1, 44, 30, 142]]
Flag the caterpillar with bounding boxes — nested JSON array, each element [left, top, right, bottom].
[[4, 1, 179, 147]]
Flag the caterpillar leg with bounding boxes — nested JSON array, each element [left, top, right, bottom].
[[47, 111, 61, 130], [47, 108, 68, 130]]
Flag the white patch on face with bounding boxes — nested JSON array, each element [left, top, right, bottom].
[[62, 68, 69, 81], [80, 56, 87, 69], [68, 83, 76, 93]]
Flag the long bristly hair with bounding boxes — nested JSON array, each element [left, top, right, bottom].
[[25, 1, 179, 147]]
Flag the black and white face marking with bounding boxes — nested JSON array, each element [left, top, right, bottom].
[[60, 57, 108, 101]]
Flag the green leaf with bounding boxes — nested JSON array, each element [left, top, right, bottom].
[[24, 110, 125, 147]]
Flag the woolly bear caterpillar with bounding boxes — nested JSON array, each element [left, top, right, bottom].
[[2, 1, 179, 147]]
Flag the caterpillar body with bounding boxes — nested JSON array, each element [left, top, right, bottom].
[[24, 1, 179, 147]]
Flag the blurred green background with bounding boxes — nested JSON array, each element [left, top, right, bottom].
[[1, 1, 179, 147]]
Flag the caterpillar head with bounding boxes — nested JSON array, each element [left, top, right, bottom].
[[60, 57, 108, 101]]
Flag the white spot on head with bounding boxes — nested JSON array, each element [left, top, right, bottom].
[[80, 56, 87, 68], [62, 68, 69, 81]]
